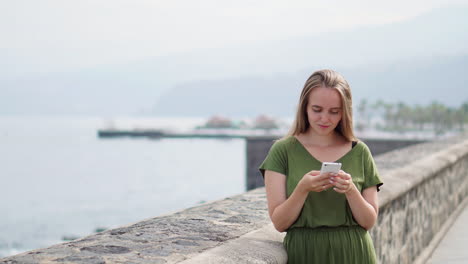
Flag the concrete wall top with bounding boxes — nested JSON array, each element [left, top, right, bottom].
[[373, 134, 468, 206]]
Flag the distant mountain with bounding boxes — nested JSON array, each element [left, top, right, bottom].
[[0, 67, 171, 116], [340, 55, 468, 106], [153, 55, 468, 118], [1, 5, 467, 116]]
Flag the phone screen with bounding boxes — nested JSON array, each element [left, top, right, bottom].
[[320, 162, 342, 174]]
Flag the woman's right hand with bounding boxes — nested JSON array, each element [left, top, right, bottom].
[[298, 170, 334, 193]]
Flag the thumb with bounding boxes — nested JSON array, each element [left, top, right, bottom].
[[308, 170, 321, 176]]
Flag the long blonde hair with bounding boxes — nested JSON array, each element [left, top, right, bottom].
[[286, 69, 356, 141]]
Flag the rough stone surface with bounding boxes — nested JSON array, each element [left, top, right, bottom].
[[1, 189, 271, 264], [179, 224, 286, 264], [2, 134, 468, 264], [369, 134, 468, 264]]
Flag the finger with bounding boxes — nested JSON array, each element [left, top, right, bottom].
[[315, 185, 325, 192], [333, 181, 348, 190], [319, 178, 333, 186], [320, 181, 334, 188], [342, 173, 351, 180], [333, 187, 346, 193], [309, 178, 332, 190], [309, 173, 329, 181], [334, 171, 344, 177], [316, 180, 333, 189], [330, 173, 344, 182], [329, 176, 347, 185], [331, 180, 341, 188], [313, 181, 326, 189], [339, 173, 351, 180], [332, 173, 350, 182], [305, 176, 328, 187], [336, 177, 351, 187], [316, 174, 332, 180], [332, 177, 349, 185], [329, 177, 336, 187], [318, 183, 334, 192], [314, 183, 329, 192], [307, 170, 321, 176]]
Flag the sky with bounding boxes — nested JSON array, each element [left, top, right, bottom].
[[2, 0, 468, 78]]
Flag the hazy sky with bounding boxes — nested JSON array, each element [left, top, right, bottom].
[[2, 0, 468, 77]]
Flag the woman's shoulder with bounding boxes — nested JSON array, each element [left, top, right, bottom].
[[268, 135, 296, 152], [352, 140, 373, 156], [272, 135, 297, 147]]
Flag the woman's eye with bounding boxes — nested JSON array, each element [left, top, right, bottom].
[[330, 111, 339, 115], [313, 109, 321, 113]]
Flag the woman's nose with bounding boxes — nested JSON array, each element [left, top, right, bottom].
[[320, 113, 330, 121]]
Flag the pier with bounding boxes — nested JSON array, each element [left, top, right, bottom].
[[97, 128, 282, 139]]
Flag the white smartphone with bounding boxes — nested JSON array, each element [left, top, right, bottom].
[[320, 162, 342, 174]]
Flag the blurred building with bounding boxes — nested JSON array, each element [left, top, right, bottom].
[[253, 115, 279, 130]]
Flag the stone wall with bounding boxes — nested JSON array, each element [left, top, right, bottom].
[[2, 134, 468, 264], [370, 134, 468, 263]]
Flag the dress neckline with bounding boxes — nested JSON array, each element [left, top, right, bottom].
[[291, 136, 359, 163]]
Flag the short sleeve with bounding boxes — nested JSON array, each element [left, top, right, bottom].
[[361, 144, 383, 192], [259, 140, 288, 178]]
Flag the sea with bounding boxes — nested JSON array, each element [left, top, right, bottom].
[[0, 116, 247, 258]]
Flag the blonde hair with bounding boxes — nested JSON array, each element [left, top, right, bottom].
[[286, 69, 356, 141]]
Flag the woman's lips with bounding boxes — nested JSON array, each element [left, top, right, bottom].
[[318, 124, 330, 129]]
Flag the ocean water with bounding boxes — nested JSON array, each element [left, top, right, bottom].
[[0, 116, 246, 257]]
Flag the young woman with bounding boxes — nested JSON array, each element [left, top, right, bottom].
[[259, 69, 383, 263]]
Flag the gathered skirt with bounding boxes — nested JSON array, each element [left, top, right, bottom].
[[284, 226, 377, 264]]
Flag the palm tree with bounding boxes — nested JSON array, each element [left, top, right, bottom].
[[382, 102, 396, 131], [356, 99, 368, 132], [428, 101, 448, 135], [412, 105, 426, 130], [454, 101, 468, 131], [370, 99, 385, 130], [394, 102, 413, 131]]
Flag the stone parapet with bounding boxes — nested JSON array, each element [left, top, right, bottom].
[[1, 189, 273, 264], [370, 134, 468, 263], [2, 134, 468, 264]]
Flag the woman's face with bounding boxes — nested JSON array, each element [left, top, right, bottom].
[[306, 86, 343, 136]]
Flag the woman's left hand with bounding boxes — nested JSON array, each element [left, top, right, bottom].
[[329, 170, 355, 194]]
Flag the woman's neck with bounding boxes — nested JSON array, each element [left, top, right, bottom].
[[300, 129, 344, 147]]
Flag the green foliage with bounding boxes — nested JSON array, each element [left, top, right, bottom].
[[94, 227, 107, 233], [358, 100, 468, 134]]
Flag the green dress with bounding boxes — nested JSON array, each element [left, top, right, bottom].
[[259, 136, 383, 264]]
